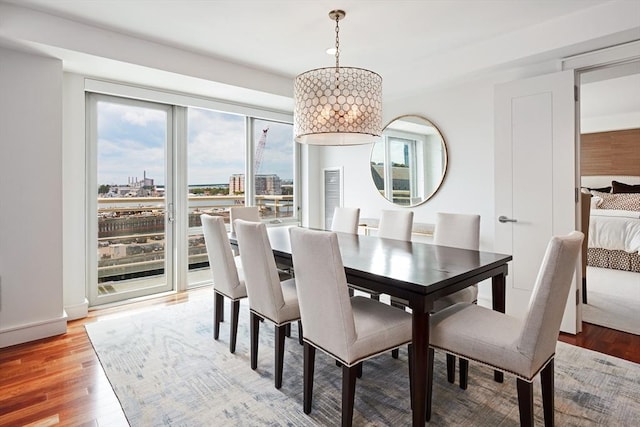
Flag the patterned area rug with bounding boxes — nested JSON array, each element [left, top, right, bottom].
[[86, 293, 640, 426]]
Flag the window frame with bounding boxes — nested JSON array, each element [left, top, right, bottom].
[[85, 79, 298, 297]]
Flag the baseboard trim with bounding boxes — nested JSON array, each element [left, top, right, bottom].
[[0, 313, 68, 348], [65, 299, 89, 321]]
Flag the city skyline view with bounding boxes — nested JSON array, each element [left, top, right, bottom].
[[97, 101, 294, 187]]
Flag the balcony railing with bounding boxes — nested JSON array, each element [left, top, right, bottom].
[[97, 194, 295, 283]]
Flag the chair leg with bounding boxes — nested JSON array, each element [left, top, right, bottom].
[[390, 300, 404, 359], [541, 359, 555, 427], [426, 347, 435, 422], [446, 353, 456, 383], [582, 277, 588, 305], [459, 358, 469, 390], [229, 300, 240, 353], [516, 378, 534, 427], [220, 292, 225, 322], [342, 364, 358, 427], [275, 324, 286, 389], [213, 292, 224, 340], [285, 323, 291, 337], [303, 343, 316, 414], [390, 298, 405, 310], [250, 312, 260, 370], [356, 362, 363, 379], [298, 320, 304, 345]]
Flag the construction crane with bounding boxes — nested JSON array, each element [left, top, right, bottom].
[[254, 127, 269, 173]]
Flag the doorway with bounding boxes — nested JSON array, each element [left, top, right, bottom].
[[578, 60, 640, 336], [87, 94, 175, 306]]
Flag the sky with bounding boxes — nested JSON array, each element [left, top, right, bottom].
[[97, 101, 294, 186]]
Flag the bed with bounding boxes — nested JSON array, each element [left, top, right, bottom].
[[581, 175, 640, 273]]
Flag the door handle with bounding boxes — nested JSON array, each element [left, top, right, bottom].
[[498, 215, 517, 223], [168, 203, 175, 223]]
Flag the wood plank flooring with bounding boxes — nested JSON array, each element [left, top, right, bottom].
[[1, 287, 638, 426]]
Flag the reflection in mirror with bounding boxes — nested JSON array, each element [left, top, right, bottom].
[[370, 115, 448, 206]]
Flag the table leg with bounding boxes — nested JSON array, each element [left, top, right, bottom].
[[492, 272, 506, 383], [411, 303, 429, 426]]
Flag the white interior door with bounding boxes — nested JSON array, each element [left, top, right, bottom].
[[494, 69, 580, 333]]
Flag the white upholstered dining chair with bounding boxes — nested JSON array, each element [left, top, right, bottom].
[[431, 212, 481, 310], [229, 206, 260, 233], [330, 207, 360, 234], [233, 219, 301, 389], [378, 209, 414, 241], [426, 231, 583, 426], [289, 227, 413, 427], [201, 214, 247, 353], [431, 212, 481, 387], [364, 209, 414, 304]]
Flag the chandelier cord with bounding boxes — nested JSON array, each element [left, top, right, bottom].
[[334, 14, 340, 87]]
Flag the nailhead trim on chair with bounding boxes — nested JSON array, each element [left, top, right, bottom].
[[216, 289, 245, 302], [249, 309, 299, 328], [430, 345, 555, 383], [304, 337, 411, 368]]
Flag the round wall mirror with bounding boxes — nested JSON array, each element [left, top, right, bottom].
[[370, 115, 448, 206]]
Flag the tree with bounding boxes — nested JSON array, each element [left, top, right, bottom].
[[98, 184, 111, 194]]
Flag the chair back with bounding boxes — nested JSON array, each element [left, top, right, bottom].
[[201, 214, 242, 295], [378, 210, 414, 241], [229, 206, 260, 233], [433, 212, 480, 250], [233, 219, 285, 320], [518, 231, 583, 369], [330, 207, 360, 234], [289, 227, 357, 359]]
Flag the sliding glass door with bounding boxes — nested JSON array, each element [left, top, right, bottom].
[[87, 94, 175, 305], [86, 86, 298, 302]]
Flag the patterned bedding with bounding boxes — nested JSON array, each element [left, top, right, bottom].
[[585, 181, 640, 272]]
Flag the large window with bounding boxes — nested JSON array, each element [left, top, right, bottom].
[[252, 119, 295, 222], [186, 108, 246, 288], [88, 88, 297, 304]]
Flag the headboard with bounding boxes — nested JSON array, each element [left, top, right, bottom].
[[581, 175, 640, 189]]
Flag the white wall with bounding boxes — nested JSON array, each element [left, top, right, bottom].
[[316, 73, 532, 247], [314, 66, 562, 304], [0, 47, 66, 347], [62, 73, 88, 320]]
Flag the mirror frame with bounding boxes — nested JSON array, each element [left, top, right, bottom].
[[370, 114, 448, 207]]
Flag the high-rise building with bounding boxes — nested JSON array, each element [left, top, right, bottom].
[[229, 174, 245, 194], [228, 174, 281, 195]]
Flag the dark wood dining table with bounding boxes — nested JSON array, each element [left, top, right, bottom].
[[230, 225, 512, 426]]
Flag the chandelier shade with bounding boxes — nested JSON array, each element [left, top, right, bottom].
[[293, 10, 383, 146]]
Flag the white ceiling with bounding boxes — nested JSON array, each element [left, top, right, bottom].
[[1, 0, 639, 111]]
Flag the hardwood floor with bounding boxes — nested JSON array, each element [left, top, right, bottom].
[[559, 321, 640, 364], [0, 289, 200, 427], [1, 287, 638, 426]]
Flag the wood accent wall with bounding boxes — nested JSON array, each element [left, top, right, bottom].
[[581, 128, 640, 176]]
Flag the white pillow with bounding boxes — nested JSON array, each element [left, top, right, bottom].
[[590, 196, 602, 209]]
